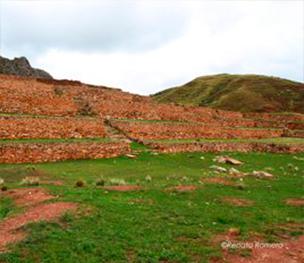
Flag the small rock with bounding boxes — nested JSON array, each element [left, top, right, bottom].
[[228, 168, 243, 177], [213, 156, 243, 165], [200, 156, 205, 160], [210, 165, 227, 173], [126, 154, 137, 159], [248, 170, 274, 179]]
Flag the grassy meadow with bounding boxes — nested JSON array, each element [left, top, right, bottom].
[[0, 144, 303, 262]]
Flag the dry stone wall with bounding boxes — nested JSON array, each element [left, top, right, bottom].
[[148, 142, 304, 154], [110, 120, 284, 141], [0, 116, 105, 139], [0, 142, 130, 163]]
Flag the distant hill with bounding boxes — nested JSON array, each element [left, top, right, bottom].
[[152, 74, 304, 113], [0, 56, 52, 79]]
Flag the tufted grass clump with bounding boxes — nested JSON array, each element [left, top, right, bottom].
[[21, 176, 40, 186], [108, 178, 127, 186], [95, 177, 106, 186]]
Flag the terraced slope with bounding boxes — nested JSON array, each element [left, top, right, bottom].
[[153, 74, 304, 113]]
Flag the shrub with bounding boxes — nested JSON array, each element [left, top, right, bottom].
[[21, 176, 40, 186], [95, 177, 106, 186], [75, 180, 85, 187], [1, 186, 8, 191]]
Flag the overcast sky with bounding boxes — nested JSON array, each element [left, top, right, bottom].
[[0, 0, 303, 95]]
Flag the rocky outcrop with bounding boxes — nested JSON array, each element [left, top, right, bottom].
[[0, 56, 52, 79]]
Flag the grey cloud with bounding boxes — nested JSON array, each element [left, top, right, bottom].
[[1, 1, 189, 54]]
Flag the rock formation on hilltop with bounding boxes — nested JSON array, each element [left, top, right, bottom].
[[0, 56, 52, 79]]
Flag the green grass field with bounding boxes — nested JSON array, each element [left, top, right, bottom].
[[0, 148, 303, 262]]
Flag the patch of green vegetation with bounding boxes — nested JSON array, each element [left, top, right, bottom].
[[0, 151, 303, 262], [0, 137, 112, 144], [0, 197, 14, 220], [152, 74, 304, 113]]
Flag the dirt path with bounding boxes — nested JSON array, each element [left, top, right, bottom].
[[0, 187, 77, 252]]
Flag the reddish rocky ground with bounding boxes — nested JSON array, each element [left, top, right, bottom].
[[103, 185, 142, 192], [212, 230, 304, 263], [0, 187, 77, 252], [221, 197, 254, 207]]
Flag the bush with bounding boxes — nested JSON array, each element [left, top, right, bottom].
[[75, 180, 85, 187], [1, 186, 8, 191], [95, 177, 106, 186]]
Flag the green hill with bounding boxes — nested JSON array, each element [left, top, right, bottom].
[[152, 74, 304, 113]]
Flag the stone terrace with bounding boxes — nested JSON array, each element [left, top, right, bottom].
[[110, 120, 284, 141], [0, 74, 304, 162], [0, 116, 105, 139]]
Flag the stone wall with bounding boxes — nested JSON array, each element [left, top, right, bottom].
[[110, 120, 284, 141], [244, 112, 304, 122], [0, 75, 252, 123], [0, 116, 105, 139], [0, 74, 302, 132], [147, 142, 304, 154], [0, 142, 130, 163]]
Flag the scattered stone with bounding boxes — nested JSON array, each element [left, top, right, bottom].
[[0, 178, 4, 185], [213, 156, 243, 165], [126, 154, 137, 159], [200, 156, 205, 160], [228, 168, 243, 177], [248, 170, 274, 179], [210, 165, 227, 173]]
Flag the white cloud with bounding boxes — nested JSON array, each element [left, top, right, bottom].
[[1, 0, 303, 95]]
